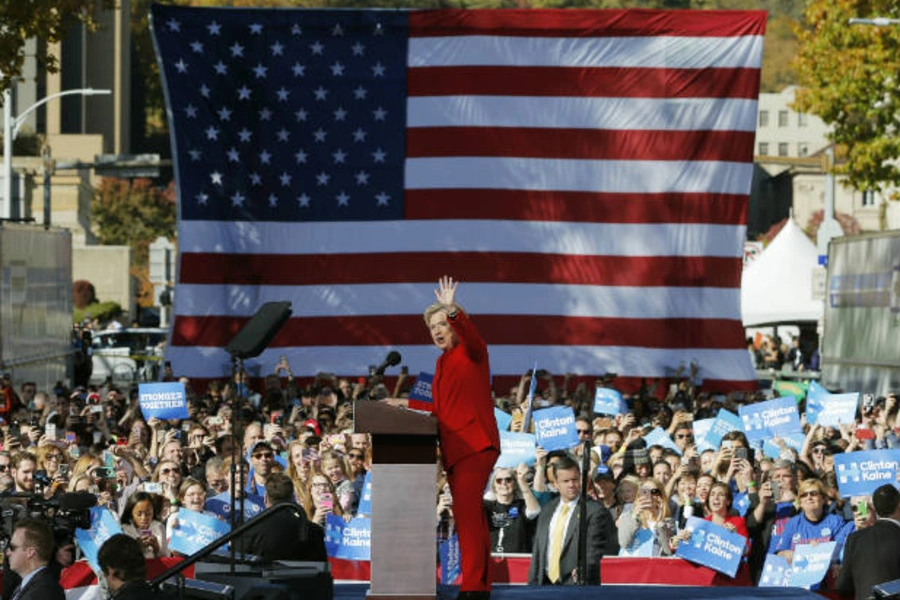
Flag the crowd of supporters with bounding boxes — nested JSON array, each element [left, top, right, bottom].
[[1, 328, 898, 595]]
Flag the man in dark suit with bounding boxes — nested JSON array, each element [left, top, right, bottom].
[[6, 518, 64, 600], [837, 484, 900, 600], [528, 456, 614, 585], [241, 473, 327, 562]]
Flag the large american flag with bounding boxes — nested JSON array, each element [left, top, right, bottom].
[[151, 5, 765, 392]]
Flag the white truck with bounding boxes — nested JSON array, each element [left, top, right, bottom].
[[822, 230, 900, 394], [0, 224, 72, 390]]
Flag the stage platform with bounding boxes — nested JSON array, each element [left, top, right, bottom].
[[334, 583, 824, 600]]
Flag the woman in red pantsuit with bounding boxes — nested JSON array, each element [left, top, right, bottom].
[[426, 276, 500, 600]]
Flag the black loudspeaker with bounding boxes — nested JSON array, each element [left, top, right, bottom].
[[225, 302, 293, 359]]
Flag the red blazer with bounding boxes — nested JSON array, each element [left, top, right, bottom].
[[432, 310, 500, 469]]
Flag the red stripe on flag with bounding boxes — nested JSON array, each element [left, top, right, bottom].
[[408, 67, 761, 99], [171, 315, 746, 349], [405, 190, 747, 225], [406, 127, 756, 162], [409, 9, 767, 38], [179, 253, 742, 287]]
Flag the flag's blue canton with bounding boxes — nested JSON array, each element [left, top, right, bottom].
[[153, 5, 408, 222]]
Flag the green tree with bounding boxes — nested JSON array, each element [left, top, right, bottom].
[[794, 0, 900, 193], [91, 177, 176, 269], [0, 0, 115, 93]]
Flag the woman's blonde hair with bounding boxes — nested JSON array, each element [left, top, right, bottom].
[[423, 302, 462, 325], [637, 477, 671, 525]]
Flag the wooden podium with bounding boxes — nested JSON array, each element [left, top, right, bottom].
[[355, 401, 439, 600]]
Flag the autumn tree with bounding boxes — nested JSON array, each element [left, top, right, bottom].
[[0, 0, 115, 93], [794, 0, 900, 193], [92, 177, 176, 268]]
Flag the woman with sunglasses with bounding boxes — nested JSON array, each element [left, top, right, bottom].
[[772, 479, 853, 567], [484, 466, 540, 554], [618, 478, 675, 556], [306, 473, 345, 527], [151, 460, 183, 518], [35, 444, 69, 494]]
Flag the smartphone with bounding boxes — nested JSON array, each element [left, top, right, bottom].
[[771, 480, 781, 499], [57, 463, 70, 478], [90, 404, 104, 414], [140, 528, 152, 537], [208, 416, 223, 426], [320, 492, 333, 510], [65, 431, 76, 444], [181, 422, 192, 433], [302, 448, 319, 462], [45, 423, 57, 440], [94, 467, 115, 479], [734, 448, 748, 461], [144, 482, 163, 494], [857, 500, 869, 518], [93, 431, 103, 445]]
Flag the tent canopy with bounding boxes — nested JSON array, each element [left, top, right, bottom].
[[741, 218, 824, 327]]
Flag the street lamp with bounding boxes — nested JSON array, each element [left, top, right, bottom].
[[2, 85, 111, 220], [848, 17, 900, 26]]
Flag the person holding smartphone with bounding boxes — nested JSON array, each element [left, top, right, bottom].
[[424, 276, 499, 600]]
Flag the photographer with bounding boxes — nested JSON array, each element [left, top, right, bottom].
[[97, 534, 157, 600]]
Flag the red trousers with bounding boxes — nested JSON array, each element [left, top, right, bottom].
[[446, 448, 499, 592]]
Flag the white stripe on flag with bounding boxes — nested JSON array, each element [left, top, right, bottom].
[[173, 283, 743, 319], [408, 35, 764, 69], [176, 220, 747, 258]]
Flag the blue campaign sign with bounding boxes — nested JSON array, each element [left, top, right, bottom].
[[205, 491, 265, 520], [705, 410, 742, 448], [356, 471, 373, 517], [533, 406, 579, 452], [440, 534, 461, 584], [789, 542, 837, 589], [643, 427, 682, 455], [324, 515, 371, 560], [814, 392, 859, 427], [495, 408, 513, 432], [497, 431, 536, 468], [835, 449, 900, 497], [806, 380, 830, 424], [675, 517, 746, 577], [759, 553, 792, 587], [739, 396, 802, 443], [692, 418, 716, 453], [170, 509, 230, 555], [763, 431, 806, 460], [75, 507, 123, 571], [139, 381, 189, 420], [619, 528, 655, 557], [593, 387, 626, 416], [408, 372, 433, 411], [733, 493, 750, 517]]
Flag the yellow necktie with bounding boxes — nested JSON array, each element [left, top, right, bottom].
[[548, 503, 570, 583]]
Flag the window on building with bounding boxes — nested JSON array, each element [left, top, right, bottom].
[[798, 113, 808, 127], [778, 110, 789, 127], [778, 143, 789, 157], [758, 110, 769, 127], [798, 143, 809, 157], [862, 190, 877, 207], [758, 142, 769, 155]]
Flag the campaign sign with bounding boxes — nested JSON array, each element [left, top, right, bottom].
[[75, 507, 123, 571], [763, 432, 806, 460], [675, 517, 745, 577], [594, 387, 626, 416], [813, 392, 859, 427], [733, 493, 750, 517], [789, 542, 837, 589], [805, 380, 831, 424], [705, 410, 742, 448], [496, 431, 536, 468], [758, 553, 792, 587], [619, 528, 654, 557], [408, 372, 433, 411], [440, 534, 461, 584], [835, 449, 900, 497], [643, 427, 681, 455], [692, 418, 716, 453], [324, 515, 371, 560], [205, 491, 265, 520], [356, 471, 373, 517], [170, 509, 230, 555], [139, 381, 189, 420], [494, 408, 513, 432], [533, 406, 579, 452], [739, 396, 802, 443]]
